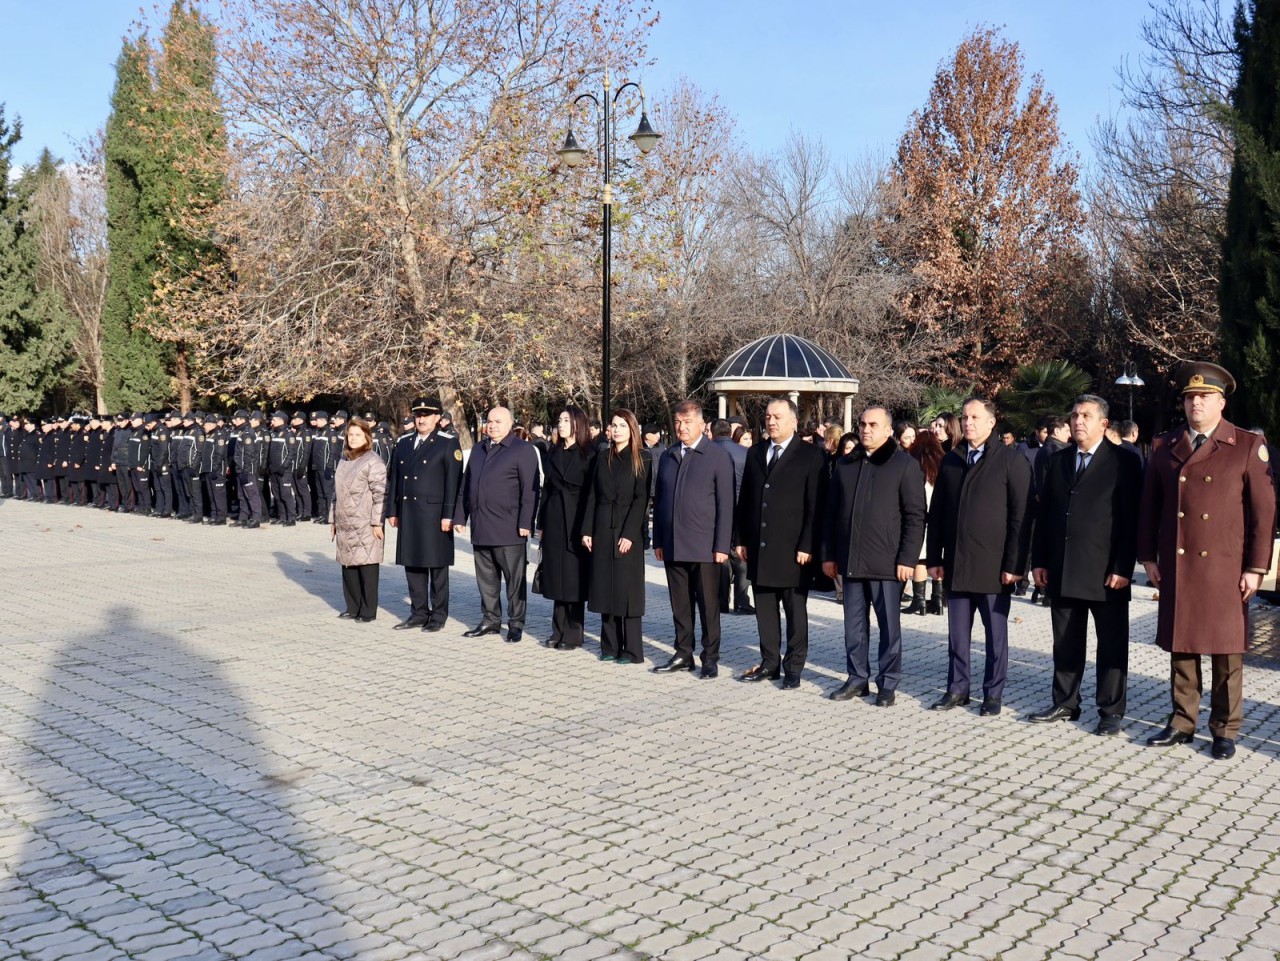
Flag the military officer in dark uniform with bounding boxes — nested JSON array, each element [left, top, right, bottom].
[[230, 409, 263, 529], [110, 414, 131, 511], [127, 413, 152, 513], [1138, 362, 1276, 760], [289, 411, 312, 522], [309, 411, 333, 522], [385, 397, 463, 632]]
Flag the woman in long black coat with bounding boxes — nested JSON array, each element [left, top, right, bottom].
[[536, 405, 594, 649], [581, 409, 650, 664]]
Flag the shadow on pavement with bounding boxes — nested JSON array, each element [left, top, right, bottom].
[[3, 606, 355, 958]]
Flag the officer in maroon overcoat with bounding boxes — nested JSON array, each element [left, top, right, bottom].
[[1137, 362, 1275, 760]]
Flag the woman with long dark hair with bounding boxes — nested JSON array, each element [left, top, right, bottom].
[[331, 418, 387, 622], [905, 428, 946, 615], [931, 413, 961, 454], [536, 405, 594, 649], [582, 409, 650, 664]]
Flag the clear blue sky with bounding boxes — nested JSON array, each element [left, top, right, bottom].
[[0, 0, 1211, 171]]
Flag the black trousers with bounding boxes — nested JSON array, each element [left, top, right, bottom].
[[130, 470, 151, 512], [754, 586, 809, 678], [0, 456, 12, 495], [473, 544, 527, 630], [114, 470, 131, 510], [719, 552, 751, 610], [151, 469, 173, 515], [405, 566, 449, 626], [202, 473, 228, 522], [1049, 596, 1129, 716], [341, 564, 379, 619], [665, 560, 722, 665], [550, 601, 585, 648], [236, 472, 262, 522], [312, 470, 335, 521], [269, 472, 296, 522], [293, 470, 311, 520], [601, 615, 643, 662]]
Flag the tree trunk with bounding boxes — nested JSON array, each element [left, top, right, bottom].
[[175, 342, 192, 412]]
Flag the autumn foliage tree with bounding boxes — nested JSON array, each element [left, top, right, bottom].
[[885, 28, 1084, 394]]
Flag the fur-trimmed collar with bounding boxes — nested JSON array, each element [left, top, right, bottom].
[[860, 436, 898, 466]]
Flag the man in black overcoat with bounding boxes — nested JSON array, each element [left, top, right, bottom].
[[822, 406, 926, 705], [651, 399, 735, 678], [386, 396, 463, 632], [454, 406, 541, 643], [1029, 394, 1143, 735], [926, 397, 1033, 716], [735, 398, 827, 688]]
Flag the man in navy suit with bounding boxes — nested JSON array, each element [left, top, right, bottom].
[[385, 396, 463, 633], [652, 400, 735, 678], [1029, 394, 1143, 735], [454, 406, 541, 643]]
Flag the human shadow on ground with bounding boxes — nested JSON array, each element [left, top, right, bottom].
[[2, 606, 361, 958]]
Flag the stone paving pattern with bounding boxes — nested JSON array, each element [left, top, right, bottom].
[[3, 498, 1280, 961]]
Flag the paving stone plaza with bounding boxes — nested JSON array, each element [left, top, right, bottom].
[[3, 499, 1280, 961]]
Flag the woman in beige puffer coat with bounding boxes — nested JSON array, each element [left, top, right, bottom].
[[331, 419, 388, 621]]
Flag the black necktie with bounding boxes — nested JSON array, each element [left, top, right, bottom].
[[968, 448, 980, 466], [1192, 433, 1206, 451], [1076, 451, 1091, 478], [768, 444, 781, 470]]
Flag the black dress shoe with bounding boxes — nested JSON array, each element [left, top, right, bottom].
[[393, 618, 425, 630], [1094, 715, 1122, 736], [462, 624, 501, 638], [653, 656, 695, 674], [700, 664, 718, 679], [980, 698, 1002, 716], [505, 629, 522, 644], [739, 664, 780, 682], [337, 612, 355, 619], [539, 637, 555, 647], [874, 690, 896, 707], [781, 674, 801, 690], [1146, 725, 1195, 747], [932, 692, 971, 710], [829, 680, 871, 701], [1028, 704, 1081, 723], [734, 603, 756, 615], [421, 622, 444, 633], [1211, 736, 1236, 760], [354, 616, 375, 623]]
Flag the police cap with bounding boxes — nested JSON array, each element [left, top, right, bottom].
[[410, 396, 443, 415]]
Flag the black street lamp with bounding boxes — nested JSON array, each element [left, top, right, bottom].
[[556, 71, 659, 421], [1114, 361, 1146, 421]]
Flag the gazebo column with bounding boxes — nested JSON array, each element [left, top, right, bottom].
[[717, 393, 727, 419], [844, 395, 853, 432]]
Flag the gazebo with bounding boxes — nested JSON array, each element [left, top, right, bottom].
[[704, 334, 861, 430]]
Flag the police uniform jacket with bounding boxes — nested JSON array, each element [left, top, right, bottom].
[[384, 428, 462, 568], [198, 428, 229, 474], [1032, 440, 1143, 603], [926, 439, 1033, 594], [232, 427, 258, 474], [18, 429, 39, 473], [738, 436, 827, 588], [1136, 419, 1275, 654], [454, 434, 540, 547], [822, 437, 926, 583], [68, 429, 88, 481], [268, 428, 291, 473], [127, 428, 151, 471], [110, 427, 131, 468]]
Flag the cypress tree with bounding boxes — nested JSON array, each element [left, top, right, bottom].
[[103, 37, 173, 412], [1220, 0, 1280, 436], [0, 122, 77, 413]]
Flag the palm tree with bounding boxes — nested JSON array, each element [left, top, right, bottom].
[[916, 384, 969, 425], [999, 360, 1091, 435]]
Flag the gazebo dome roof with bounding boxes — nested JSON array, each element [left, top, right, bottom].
[[707, 334, 858, 391]]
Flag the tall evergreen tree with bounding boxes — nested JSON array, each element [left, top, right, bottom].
[[142, 1, 228, 411], [1220, 0, 1280, 437], [103, 37, 173, 412], [0, 142, 78, 412]]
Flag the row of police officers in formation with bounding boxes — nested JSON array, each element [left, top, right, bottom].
[[0, 407, 444, 530], [376, 364, 1272, 763]]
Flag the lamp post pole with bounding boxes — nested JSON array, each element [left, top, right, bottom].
[[557, 72, 659, 422]]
